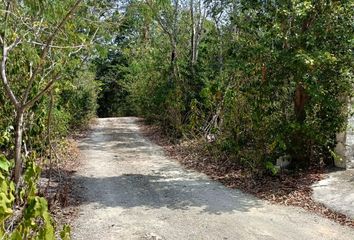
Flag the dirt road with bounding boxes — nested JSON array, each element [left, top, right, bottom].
[[72, 117, 354, 240]]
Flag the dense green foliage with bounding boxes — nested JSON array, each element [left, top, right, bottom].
[[0, 0, 107, 238], [0, 154, 70, 239], [0, 0, 353, 238], [97, 0, 353, 171]]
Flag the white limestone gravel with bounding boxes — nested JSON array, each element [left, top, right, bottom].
[[72, 117, 354, 240]]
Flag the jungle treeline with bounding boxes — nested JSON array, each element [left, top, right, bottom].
[[97, 0, 353, 172], [0, 1, 353, 238]]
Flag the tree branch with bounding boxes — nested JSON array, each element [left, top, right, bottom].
[[29, 41, 87, 49], [0, 1, 19, 108], [7, 37, 21, 51], [1, 48, 19, 107], [22, 0, 83, 104], [23, 74, 60, 110]]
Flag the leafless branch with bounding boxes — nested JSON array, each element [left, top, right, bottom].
[[7, 37, 21, 51], [41, 62, 57, 80], [35, 18, 44, 37], [1, 49, 19, 107], [29, 41, 88, 49], [0, 2, 19, 108]]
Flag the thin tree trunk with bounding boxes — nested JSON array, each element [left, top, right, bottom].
[[46, 91, 54, 190], [294, 84, 309, 123], [14, 109, 24, 185], [190, 0, 196, 66], [170, 39, 178, 83], [217, 27, 223, 72], [189, 0, 205, 78]]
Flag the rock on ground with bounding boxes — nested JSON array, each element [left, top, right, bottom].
[[312, 169, 354, 219]]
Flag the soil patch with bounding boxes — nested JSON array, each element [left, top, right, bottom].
[[39, 135, 86, 232]]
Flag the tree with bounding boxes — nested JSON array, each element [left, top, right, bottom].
[[0, 0, 86, 185], [189, 0, 206, 77], [0, 1, 109, 238]]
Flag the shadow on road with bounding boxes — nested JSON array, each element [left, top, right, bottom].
[[71, 173, 263, 215], [71, 117, 263, 216]]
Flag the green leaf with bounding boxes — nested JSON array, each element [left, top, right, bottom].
[[265, 161, 279, 176], [0, 155, 10, 172], [60, 225, 71, 240]]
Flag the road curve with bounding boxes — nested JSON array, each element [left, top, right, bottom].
[[72, 117, 354, 240]]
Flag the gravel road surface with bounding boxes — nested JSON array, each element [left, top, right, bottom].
[[72, 117, 354, 240]]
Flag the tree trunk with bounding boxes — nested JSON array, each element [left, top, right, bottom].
[[170, 40, 178, 82], [294, 84, 308, 123], [217, 29, 223, 72], [190, 0, 196, 67], [189, 0, 204, 78], [292, 84, 310, 166], [14, 109, 24, 185], [46, 92, 54, 190]]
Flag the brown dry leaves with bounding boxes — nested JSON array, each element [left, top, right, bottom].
[[40, 137, 83, 229]]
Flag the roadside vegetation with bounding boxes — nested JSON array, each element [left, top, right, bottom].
[[0, 0, 353, 238], [97, 0, 353, 172], [0, 0, 116, 238]]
